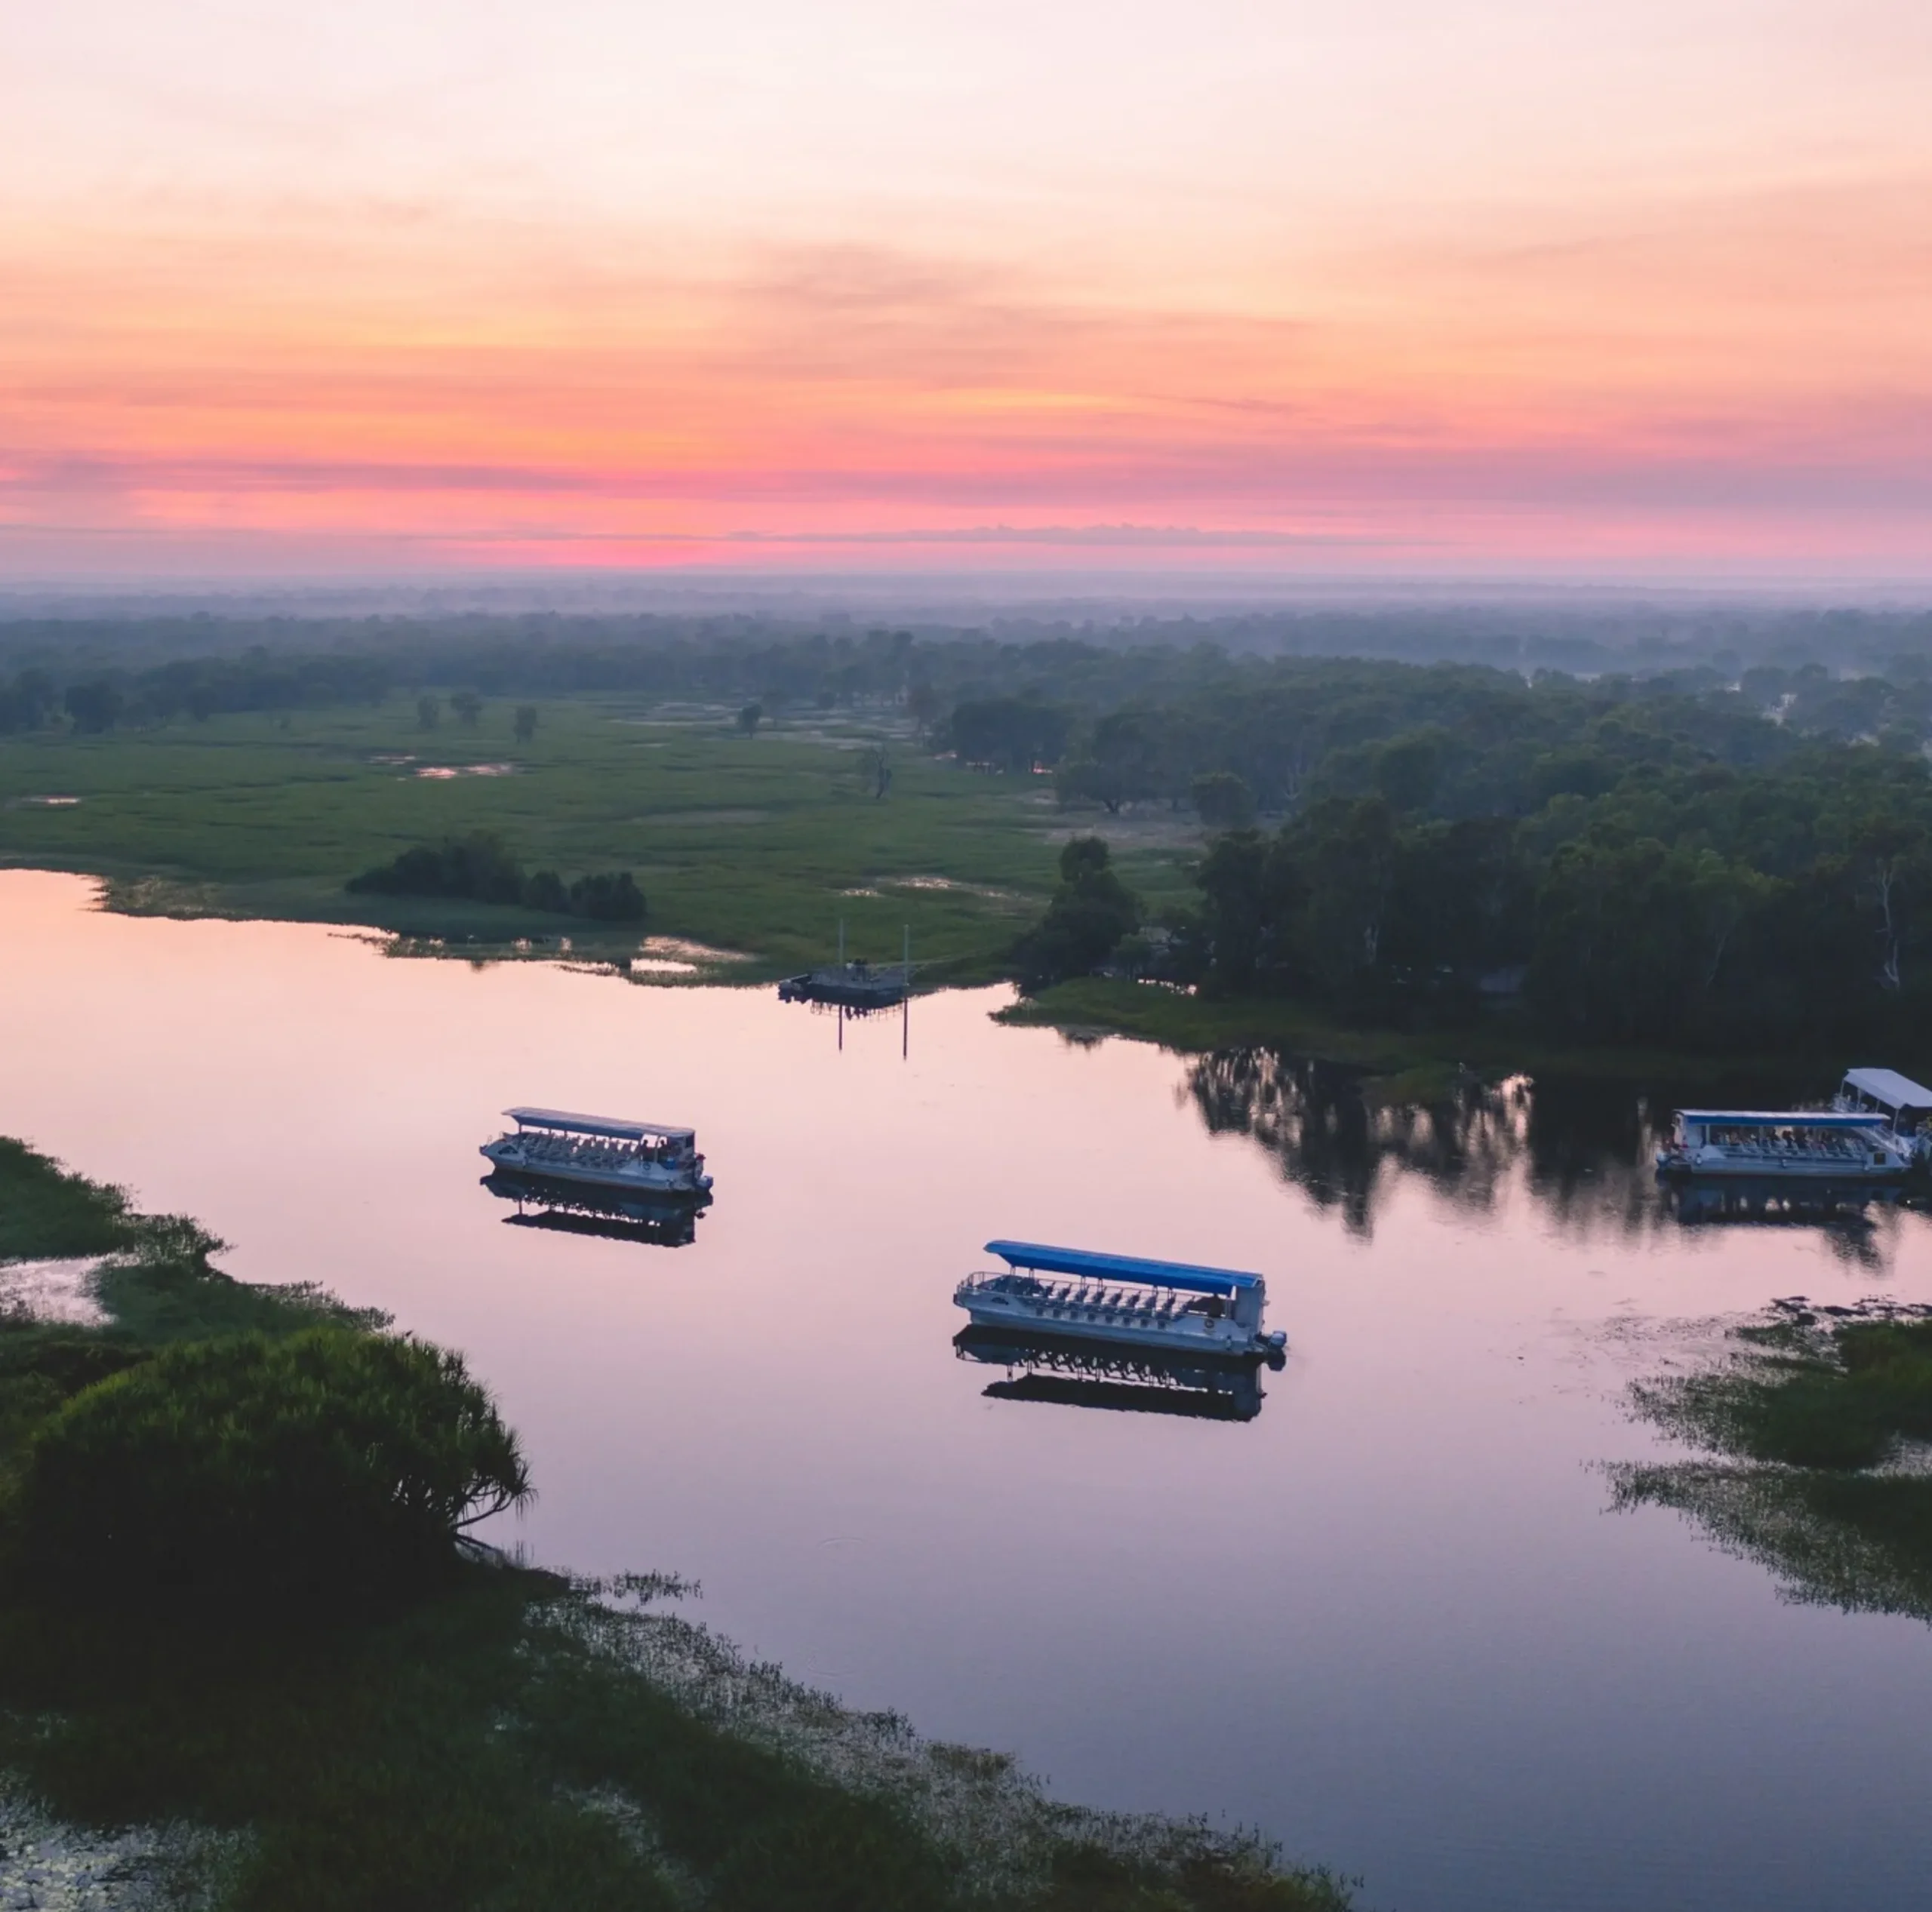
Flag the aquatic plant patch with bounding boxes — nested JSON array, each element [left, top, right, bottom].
[[1614, 1298, 1932, 1622]]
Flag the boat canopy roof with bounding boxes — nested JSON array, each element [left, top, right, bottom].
[[1675, 1109, 1881, 1130], [1841, 1067, 1932, 1111], [986, 1240, 1262, 1294], [504, 1106, 694, 1142]]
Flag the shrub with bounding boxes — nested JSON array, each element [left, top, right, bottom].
[[18, 1328, 530, 1608], [346, 839, 643, 924], [568, 871, 648, 924], [347, 831, 526, 904]]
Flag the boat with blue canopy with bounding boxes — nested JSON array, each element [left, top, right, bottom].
[[952, 1240, 1285, 1360], [479, 1107, 712, 1197]]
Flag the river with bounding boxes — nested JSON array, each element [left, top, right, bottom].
[[2, 868, 1928, 1912]]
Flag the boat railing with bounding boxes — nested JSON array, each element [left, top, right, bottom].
[[959, 1268, 1224, 1323]]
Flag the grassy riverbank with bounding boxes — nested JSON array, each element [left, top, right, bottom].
[[0, 699, 1196, 982], [0, 1139, 1351, 1912]]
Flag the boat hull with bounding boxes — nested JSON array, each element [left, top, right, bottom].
[[478, 1140, 711, 1196]]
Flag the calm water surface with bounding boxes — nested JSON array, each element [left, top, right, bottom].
[[4, 869, 1930, 1912]]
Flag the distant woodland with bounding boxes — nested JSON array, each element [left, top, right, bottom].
[[9, 607, 1932, 1056]]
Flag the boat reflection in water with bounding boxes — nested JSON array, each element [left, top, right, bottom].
[[481, 1168, 709, 1249], [953, 1327, 1275, 1422], [1661, 1173, 1897, 1229]]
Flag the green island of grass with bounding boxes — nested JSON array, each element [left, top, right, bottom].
[[0, 1137, 1351, 1912], [1614, 1301, 1932, 1624]]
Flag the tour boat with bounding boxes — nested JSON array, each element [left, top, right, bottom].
[[1654, 1108, 1913, 1183], [1833, 1068, 1932, 1161], [778, 924, 912, 1010], [479, 1107, 712, 1196], [953, 1240, 1286, 1360]]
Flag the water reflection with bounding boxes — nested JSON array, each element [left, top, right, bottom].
[[1187, 1048, 1906, 1262], [480, 1170, 709, 1249], [953, 1326, 1271, 1422], [1187, 1050, 1527, 1235]]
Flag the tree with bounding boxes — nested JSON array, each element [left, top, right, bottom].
[[63, 681, 123, 734], [945, 698, 1072, 773], [0, 669, 59, 733], [1372, 727, 1451, 813], [416, 694, 440, 732], [1291, 798, 1400, 992], [1192, 771, 1257, 831], [1060, 711, 1162, 814], [858, 745, 893, 799], [1194, 830, 1275, 991], [451, 690, 483, 730], [906, 680, 943, 737], [738, 702, 763, 738], [512, 704, 539, 745], [1013, 838, 1142, 991], [19, 1327, 530, 1608], [1854, 816, 1928, 994]]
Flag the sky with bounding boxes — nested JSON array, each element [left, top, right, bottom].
[[2, 1, 1929, 583]]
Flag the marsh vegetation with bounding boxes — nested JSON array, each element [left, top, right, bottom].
[[1617, 1302, 1932, 1624]]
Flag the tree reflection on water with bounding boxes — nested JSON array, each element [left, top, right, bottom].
[[1185, 1047, 1903, 1264]]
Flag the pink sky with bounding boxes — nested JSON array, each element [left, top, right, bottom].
[[3, 1, 1929, 580]]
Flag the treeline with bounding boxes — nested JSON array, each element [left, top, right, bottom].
[[1069, 741, 1932, 1055], [9, 598, 1932, 679], [11, 617, 1932, 750], [347, 833, 647, 924], [0, 653, 392, 732], [945, 658, 1932, 807]]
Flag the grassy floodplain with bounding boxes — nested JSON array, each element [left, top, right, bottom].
[[0, 697, 1196, 983], [0, 1138, 1352, 1912]]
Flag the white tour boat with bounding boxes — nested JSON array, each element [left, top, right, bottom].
[[1833, 1068, 1932, 1161], [1654, 1108, 1913, 1183], [479, 1107, 712, 1197], [953, 1240, 1286, 1360]]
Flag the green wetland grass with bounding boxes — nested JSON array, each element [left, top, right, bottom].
[[1615, 1302, 1932, 1625], [0, 1139, 1351, 1912], [0, 699, 1193, 982]]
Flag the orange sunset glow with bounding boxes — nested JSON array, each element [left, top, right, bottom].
[[5, 0, 1930, 579]]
